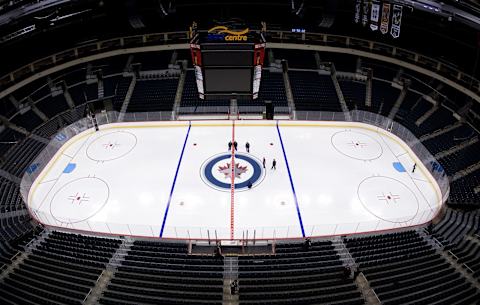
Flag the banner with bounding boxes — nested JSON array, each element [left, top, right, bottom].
[[380, 3, 391, 34], [354, 0, 362, 24], [362, 0, 370, 27], [390, 4, 403, 38], [370, 1, 381, 31]]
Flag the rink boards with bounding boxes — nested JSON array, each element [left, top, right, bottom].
[[26, 120, 444, 240]]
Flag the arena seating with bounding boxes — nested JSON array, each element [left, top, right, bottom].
[[370, 80, 400, 116], [0, 231, 121, 305], [1, 48, 480, 304], [237, 70, 289, 114], [421, 124, 474, 155], [35, 95, 70, 118], [103, 76, 126, 99], [449, 236, 480, 279], [289, 71, 341, 112], [112, 77, 134, 111], [1, 138, 45, 177], [432, 208, 480, 280], [345, 230, 480, 305], [9, 110, 44, 132], [449, 174, 480, 205], [0, 215, 35, 266], [180, 70, 230, 113], [338, 80, 366, 110], [0, 178, 23, 213], [432, 208, 480, 245], [439, 143, 480, 176], [0, 128, 24, 157], [128, 79, 179, 112], [238, 241, 364, 305], [256, 70, 288, 107], [100, 240, 224, 305]]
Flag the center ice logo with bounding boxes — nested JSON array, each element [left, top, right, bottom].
[[218, 162, 248, 179], [200, 153, 265, 192]]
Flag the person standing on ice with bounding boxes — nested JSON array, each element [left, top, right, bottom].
[[412, 163, 417, 173], [228, 141, 232, 151], [271, 159, 276, 170], [245, 142, 250, 153], [263, 157, 266, 168], [233, 141, 238, 151]]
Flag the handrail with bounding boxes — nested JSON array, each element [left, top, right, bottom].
[[96, 270, 104, 283], [463, 263, 475, 273], [358, 272, 382, 304], [432, 236, 444, 248], [448, 250, 459, 260], [0, 262, 7, 273], [82, 288, 92, 303], [0, 30, 478, 102]]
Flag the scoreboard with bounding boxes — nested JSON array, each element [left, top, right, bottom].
[[190, 24, 266, 100]]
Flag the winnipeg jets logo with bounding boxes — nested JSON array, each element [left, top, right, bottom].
[[201, 153, 265, 192], [218, 162, 248, 179]]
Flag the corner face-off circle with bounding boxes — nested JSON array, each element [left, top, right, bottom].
[[357, 176, 419, 223], [331, 130, 383, 161], [86, 131, 137, 162], [50, 177, 110, 223], [200, 153, 265, 192]]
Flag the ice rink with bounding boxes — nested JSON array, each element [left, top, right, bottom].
[[27, 120, 443, 240]]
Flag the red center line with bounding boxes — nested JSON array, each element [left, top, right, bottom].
[[230, 120, 235, 240]]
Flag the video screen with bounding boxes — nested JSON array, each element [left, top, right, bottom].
[[202, 51, 253, 66], [204, 68, 252, 93]]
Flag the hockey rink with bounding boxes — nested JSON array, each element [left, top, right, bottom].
[[26, 120, 444, 240]]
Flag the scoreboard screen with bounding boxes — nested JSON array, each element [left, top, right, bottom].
[[202, 51, 253, 67], [204, 68, 252, 93]]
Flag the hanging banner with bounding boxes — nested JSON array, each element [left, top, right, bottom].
[[362, 0, 370, 27], [390, 4, 403, 38], [370, 1, 381, 31], [354, 0, 362, 24], [380, 3, 391, 34]]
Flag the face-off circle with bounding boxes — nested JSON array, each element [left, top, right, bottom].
[[357, 176, 419, 223], [86, 131, 137, 162], [331, 130, 383, 161], [200, 153, 265, 192], [50, 177, 110, 223]]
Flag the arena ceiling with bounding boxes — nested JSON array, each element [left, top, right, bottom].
[[0, 0, 478, 78]]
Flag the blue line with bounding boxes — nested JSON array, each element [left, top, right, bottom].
[[159, 122, 192, 237], [276, 121, 306, 237]]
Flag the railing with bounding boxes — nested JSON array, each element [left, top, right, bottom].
[[358, 272, 382, 305], [449, 250, 459, 260], [450, 250, 477, 274], [19, 109, 449, 240], [83, 288, 92, 304], [0, 30, 479, 101], [0, 261, 7, 273], [25, 209, 441, 240]]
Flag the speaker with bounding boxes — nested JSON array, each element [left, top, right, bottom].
[[265, 101, 274, 120]]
